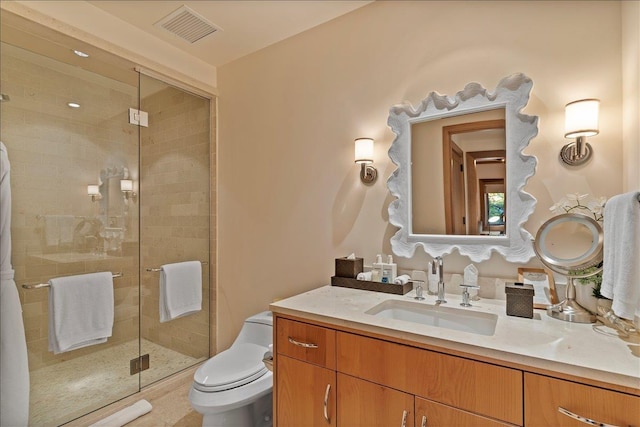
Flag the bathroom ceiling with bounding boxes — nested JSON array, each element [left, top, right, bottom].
[[87, 1, 373, 67]]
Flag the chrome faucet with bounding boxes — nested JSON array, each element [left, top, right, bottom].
[[432, 256, 446, 304]]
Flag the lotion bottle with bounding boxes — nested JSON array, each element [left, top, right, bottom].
[[382, 255, 397, 283]]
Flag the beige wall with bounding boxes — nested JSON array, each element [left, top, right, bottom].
[[622, 0, 640, 191], [217, 1, 625, 349]]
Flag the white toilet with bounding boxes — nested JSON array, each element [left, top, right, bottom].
[[189, 311, 273, 427]]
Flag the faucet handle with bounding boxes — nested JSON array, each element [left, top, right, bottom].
[[414, 280, 425, 301], [459, 284, 479, 307]]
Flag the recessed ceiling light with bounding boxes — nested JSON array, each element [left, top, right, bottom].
[[67, 102, 81, 108], [73, 50, 89, 58]]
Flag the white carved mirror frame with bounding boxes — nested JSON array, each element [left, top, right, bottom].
[[387, 73, 538, 262]]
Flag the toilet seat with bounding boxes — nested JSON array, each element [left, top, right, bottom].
[[193, 343, 268, 393]]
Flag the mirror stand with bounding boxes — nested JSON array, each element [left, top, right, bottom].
[[547, 277, 596, 323], [534, 213, 603, 324]]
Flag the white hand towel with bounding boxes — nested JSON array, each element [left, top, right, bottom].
[[48, 272, 114, 354], [394, 274, 411, 285], [89, 399, 152, 427], [159, 261, 202, 323], [601, 191, 640, 320], [357, 271, 372, 281]]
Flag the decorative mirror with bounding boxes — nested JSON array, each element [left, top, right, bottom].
[[534, 213, 603, 323], [387, 73, 538, 262]]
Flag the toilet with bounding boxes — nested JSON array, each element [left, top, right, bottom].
[[189, 311, 273, 427]]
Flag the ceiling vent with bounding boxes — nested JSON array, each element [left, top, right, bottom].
[[154, 5, 221, 44]]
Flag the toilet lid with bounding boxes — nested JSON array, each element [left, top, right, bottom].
[[193, 343, 269, 392]]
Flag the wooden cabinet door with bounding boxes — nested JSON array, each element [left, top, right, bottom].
[[337, 373, 415, 427], [337, 332, 522, 425], [277, 355, 336, 427], [524, 373, 640, 427], [415, 397, 514, 427]]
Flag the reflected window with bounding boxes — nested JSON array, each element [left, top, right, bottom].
[[480, 179, 505, 234]]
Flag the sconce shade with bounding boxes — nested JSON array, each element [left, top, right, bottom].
[[354, 138, 374, 164], [564, 99, 599, 139], [120, 179, 133, 192], [87, 185, 100, 196]]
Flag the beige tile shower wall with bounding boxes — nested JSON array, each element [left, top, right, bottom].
[[1, 43, 140, 370], [140, 86, 211, 359]]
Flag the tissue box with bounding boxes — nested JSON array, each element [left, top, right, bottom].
[[505, 282, 534, 318], [335, 257, 364, 278]]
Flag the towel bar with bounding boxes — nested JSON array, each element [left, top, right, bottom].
[[145, 261, 209, 272], [21, 272, 123, 289]]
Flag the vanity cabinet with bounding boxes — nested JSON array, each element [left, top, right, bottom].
[[274, 314, 638, 427], [524, 373, 640, 427]]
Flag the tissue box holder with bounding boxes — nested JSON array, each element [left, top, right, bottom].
[[335, 257, 364, 278], [505, 282, 534, 318]]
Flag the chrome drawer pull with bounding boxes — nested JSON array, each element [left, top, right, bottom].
[[401, 410, 408, 427], [323, 384, 331, 423], [558, 407, 620, 427], [288, 336, 319, 349], [421, 415, 427, 427]]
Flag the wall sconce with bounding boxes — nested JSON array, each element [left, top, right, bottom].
[[87, 184, 101, 202], [561, 99, 600, 166], [354, 138, 377, 184], [120, 179, 137, 202]]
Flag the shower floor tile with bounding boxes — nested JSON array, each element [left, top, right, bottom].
[[29, 339, 201, 427]]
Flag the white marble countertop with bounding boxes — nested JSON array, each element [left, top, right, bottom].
[[270, 285, 640, 391]]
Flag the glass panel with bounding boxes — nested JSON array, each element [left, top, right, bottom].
[[0, 39, 140, 425], [139, 74, 210, 387]]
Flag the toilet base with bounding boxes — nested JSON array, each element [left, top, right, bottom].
[[201, 393, 272, 427]]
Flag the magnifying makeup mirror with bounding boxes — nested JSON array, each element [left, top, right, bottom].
[[534, 213, 603, 323]]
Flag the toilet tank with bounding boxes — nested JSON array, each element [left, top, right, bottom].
[[232, 311, 273, 348]]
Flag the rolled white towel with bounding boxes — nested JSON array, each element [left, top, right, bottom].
[[89, 399, 152, 427], [357, 271, 372, 281], [394, 274, 411, 285]]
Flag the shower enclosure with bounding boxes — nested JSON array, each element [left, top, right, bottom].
[[0, 12, 214, 426]]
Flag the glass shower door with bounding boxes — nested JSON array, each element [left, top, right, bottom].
[[138, 74, 211, 388], [0, 34, 141, 425]]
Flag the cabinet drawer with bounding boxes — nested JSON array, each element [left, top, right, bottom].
[[524, 373, 640, 427], [416, 397, 515, 427], [276, 318, 336, 369], [337, 332, 522, 425]]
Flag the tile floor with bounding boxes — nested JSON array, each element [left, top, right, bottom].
[[66, 365, 202, 427], [30, 339, 201, 426]]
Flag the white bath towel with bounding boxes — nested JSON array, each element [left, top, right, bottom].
[[159, 261, 202, 323], [89, 399, 152, 427], [601, 191, 640, 320], [48, 272, 114, 354], [0, 142, 30, 426]]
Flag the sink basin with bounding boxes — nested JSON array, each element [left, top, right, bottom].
[[365, 299, 498, 336]]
